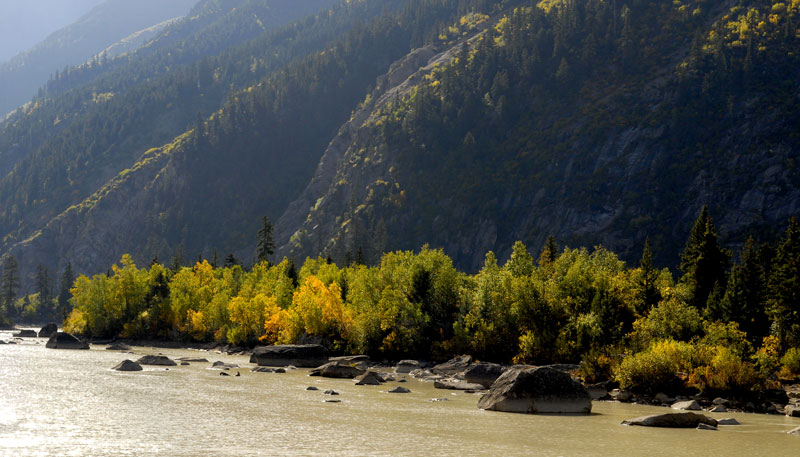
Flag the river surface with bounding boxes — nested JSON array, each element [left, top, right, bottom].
[[1, 331, 799, 456]]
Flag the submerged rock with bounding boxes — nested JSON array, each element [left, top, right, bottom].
[[323, 390, 339, 396], [477, 366, 592, 414], [309, 361, 366, 379], [176, 357, 209, 363], [388, 386, 411, 393], [249, 344, 328, 368], [463, 362, 504, 388], [113, 360, 143, 371], [434, 379, 486, 391], [210, 361, 239, 370], [696, 423, 718, 431], [717, 418, 741, 425], [709, 405, 727, 413], [37, 323, 58, 338], [306, 386, 319, 391], [622, 412, 718, 428], [137, 355, 177, 366], [13, 329, 37, 338], [46, 332, 89, 350], [106, 343, 131, 351]]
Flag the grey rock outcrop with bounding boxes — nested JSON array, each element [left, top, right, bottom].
[[136, 355, 177, 366], [309, 361, 366, 379], [37, 323, 58, 338], [622, 412, 718, 428], [477, 366, 592, 414], [431, 355, 473, 376], [113, 360, 143, 371], [463, 362, 504, 388], [249, 344, 328, 368], [45, 332, 89, 349]]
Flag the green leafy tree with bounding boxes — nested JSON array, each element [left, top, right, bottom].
[[505, 241, 534, 277]]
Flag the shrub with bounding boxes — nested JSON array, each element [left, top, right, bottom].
[[780, 347, 800, 378], [616, 341, 687, 393], [579, 347, 618, 383], [692, 346, 761, 392], [629, 296, 703, 349]]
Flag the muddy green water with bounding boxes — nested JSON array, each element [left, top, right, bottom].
[[1, 333, 799, 456]]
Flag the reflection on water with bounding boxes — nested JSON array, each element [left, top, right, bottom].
[[1, 331, 799, 456]]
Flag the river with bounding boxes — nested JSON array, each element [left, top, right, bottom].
[[1, 331, 799, 456]]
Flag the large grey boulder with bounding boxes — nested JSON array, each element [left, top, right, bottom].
[[113, 360, 143, 371], [477, 366, 592, 414], [310, 361, 365, 379], [250, 344, 328, 368], [431, 355, 473, 376], [38, 323, 58, 338], [13, 329, 37, 338], [46, 332, 89, 349], [622, 412, 718, 428], [463, 362, 504, 388], [136, 355, 177, 366]]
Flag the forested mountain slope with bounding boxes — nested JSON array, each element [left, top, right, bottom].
[[0, 0, 798, 289], [279, 0, 800, 270], [0, 0, 197, 116]]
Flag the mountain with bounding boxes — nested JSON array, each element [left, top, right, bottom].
[[0, 0, 104, 63], [1, 0, 799, 289], [0, 0, 197, 116]]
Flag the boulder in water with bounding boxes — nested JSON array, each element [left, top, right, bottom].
[[395, 360, 421, 374], [355, 371, 385, 386], [463, 362, 504, 388], [309, 361, 366, 379], [431, 355, 473, 376], [671, 400, 702, 411], [249, 344, 328, 368], [622, 412, 718, 428], [434, 379, 486, 391], [717, 418, 740, 425], [37, 323, 58, 338], [113, 360, 143, 371], [136, 355, 177, 366], [477, 366, 592, 414], [45, 332, 89, 350], [388, 386, 411, 393], [13, 329, 37, 338], [696, 423, 718, 431], [210, 361, 239, 370], [106, 343, 131, 351]]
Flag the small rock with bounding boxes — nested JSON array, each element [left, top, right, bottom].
[[219, 372, 230, 376], [672, 400, 702, 411], [306, 386, 319, 391], [654, 392, 673, 404], [586, 382, 610, 400], [397, 378, 407, 383], [210, 361, 239, 370], [428, 398, 448, 402], [696, 423, 717, 431], [431, 355, 473, 376], [37, 323, 58, 338], [709, 405, 727, 413], [309, 361, 365, 379], [176, 357, 209, 363], [235, 371, 240, 377], [717, 418, 741, 425], [788, 426, 800, 436], [180, 362, 190, 366], [388, 387, 411, 393], [434, 379, 486, 391], [622, 412, 717, 428], [785, 405, 800, 417], [323, 390, 339, 396], [712, 397, 729, 406], [251, 367, 276, 373], [137, 355, 177, 366], [106, 343, 131, 351], [355, 371, 384, 386], [274, 368, 286, 373], [324, 399, 341, 403], [611, 389, 633, 402], [395, 360, 421, 374], [112, 360, 143, 372], [13, 330, 37, 338]]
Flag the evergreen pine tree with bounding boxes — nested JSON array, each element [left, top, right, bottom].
[[721, 237, 769, 343], [256, 216, 276, 265], [538, 236, 558, 268], [637, 237, 661, 315], [35, 264, 52, 307], [1, 256, 20, 319], [767, 217, 800, 348], [224, 253, 239, 268], [57, 262, 75, 322], [679, 206, 730, 314]]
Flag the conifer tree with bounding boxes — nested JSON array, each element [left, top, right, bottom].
[[1, 256, 20, 318], [506, 241, 534, 277], [637, 237, 661, 315], [767, 217, 800, 348], [721, 237, 769, 343], [57, 262, 75, 322], [256, 216, 276, 265], [224, 253, 239, 268], [538, 236, 558, 268], [35, 264, 52, 307], [679, 206, 730, 314]]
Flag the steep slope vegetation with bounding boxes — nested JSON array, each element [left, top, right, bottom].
[[279, 0, 800, 270], [0, 0, 197, 116]]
